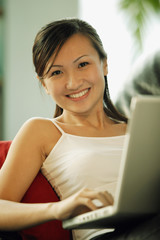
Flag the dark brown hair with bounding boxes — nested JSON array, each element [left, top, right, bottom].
[[32, 18, 127, 123]]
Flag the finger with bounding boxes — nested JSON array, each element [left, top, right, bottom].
[[78, 197, 98, 211], [80, 188, 114, 205], [103, 191, 114, 205], [91, 192, 113, 207]]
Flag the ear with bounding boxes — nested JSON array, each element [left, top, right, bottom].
[[37, 75, 50, 95], [103, 58, 108, 75]]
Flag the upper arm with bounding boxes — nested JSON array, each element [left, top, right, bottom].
[[0, 118, 46, 202]]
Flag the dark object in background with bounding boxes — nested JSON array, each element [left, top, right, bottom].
[[115, 50, 160, 117]]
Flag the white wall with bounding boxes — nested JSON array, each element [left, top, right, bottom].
[[3, 0, 79, 140]]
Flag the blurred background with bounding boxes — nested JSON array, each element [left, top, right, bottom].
[[0, 0, 160, 140]]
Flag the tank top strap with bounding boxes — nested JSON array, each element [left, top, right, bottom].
[[49, 119, 65, 134]]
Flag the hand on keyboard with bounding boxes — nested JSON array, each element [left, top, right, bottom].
[[53, 188, 114, 220]]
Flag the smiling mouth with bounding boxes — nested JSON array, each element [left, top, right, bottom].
[[67, 88, 90, 99]]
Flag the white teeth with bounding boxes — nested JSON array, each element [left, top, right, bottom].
[[69, 89, 89, 98]]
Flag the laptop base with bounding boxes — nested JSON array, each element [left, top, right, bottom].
[[63, 210, 154, 229]]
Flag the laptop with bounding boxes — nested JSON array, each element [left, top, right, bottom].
[[63, 96, 160, 229]]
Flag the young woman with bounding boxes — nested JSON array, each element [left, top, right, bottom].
[[0, 18, 127, 240]]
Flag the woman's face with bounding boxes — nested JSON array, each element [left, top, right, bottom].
[[42, 33, 108, 115]]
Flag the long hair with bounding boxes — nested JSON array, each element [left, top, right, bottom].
[[103, 76, 127, 122], [32, 18, 127, 123]]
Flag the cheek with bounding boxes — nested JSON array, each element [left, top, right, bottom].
[[93, 68, 105, 94], [48, 82, 64, 100], [90, 67, 105, 85]]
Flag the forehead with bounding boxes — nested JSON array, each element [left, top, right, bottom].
[[60, 33, 93, 51], [53, 34, 98, 62]]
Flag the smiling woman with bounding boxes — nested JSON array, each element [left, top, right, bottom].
[[33, 19, 127, 122], [0, 18, 128, 240]]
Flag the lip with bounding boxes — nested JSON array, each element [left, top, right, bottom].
[[66, 88, 90, 101]]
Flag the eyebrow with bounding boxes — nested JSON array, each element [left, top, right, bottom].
[[45, 55, 89, 76], [73, 55, 89, 63]]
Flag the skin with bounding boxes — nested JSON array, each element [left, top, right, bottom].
[[0, 188, 113, 231], [0, 33, 126, 230]]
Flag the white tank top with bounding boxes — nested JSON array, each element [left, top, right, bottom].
[[41, 119, 126, 240]]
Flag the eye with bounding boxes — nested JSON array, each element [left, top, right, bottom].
[[51, 70, 62, 77], [78, 62, 89, 68]]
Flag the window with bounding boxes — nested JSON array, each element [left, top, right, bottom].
[[79, 0, 160, 101]]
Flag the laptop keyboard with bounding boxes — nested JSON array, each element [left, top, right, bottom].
[[63, 206, 113, 228]]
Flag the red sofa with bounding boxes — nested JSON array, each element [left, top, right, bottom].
[[0, 141, 70, 240]]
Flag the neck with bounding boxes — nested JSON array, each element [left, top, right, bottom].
[[59, 109, 113, 129]]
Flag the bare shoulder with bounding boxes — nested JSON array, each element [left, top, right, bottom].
[[17, 117, 59, 136], [12, 117, 61, 158], [15, 118, 52, 138]]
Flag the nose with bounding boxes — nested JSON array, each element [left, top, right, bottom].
[[65, 72, 82, 90]]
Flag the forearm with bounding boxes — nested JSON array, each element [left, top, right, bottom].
[[0, 188, 114, 231], [0, 200, 57, 231]]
